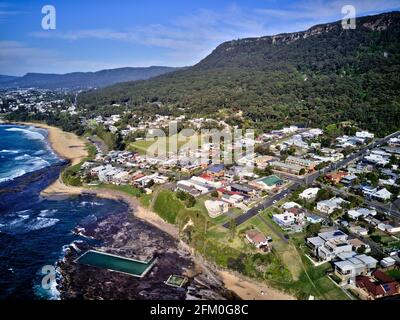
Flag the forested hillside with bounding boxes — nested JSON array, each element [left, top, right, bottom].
[[78, 12, 400, 136]]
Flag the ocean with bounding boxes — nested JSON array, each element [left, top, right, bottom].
[[0, 124, 130, 300]]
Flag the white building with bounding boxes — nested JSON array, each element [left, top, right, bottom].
[[204, 200, 229, 218], [299, 188, 320, 200], [317, 197, 345, 214], [356, 131, 374, 139]]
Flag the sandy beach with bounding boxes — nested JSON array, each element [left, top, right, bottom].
[[219, 270, 295, 300], [12, 121, 295, 300]]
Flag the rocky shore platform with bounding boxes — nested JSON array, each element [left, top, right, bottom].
[[57, 209, 238, 300]]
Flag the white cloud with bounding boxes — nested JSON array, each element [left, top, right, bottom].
[[257, 0, 400, 34], [0, 3, 27, 23], [0, 41, 164, 75], [4, 1, 400, 74]]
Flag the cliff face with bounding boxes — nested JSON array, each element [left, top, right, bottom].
[[79, 12, 400, 135]]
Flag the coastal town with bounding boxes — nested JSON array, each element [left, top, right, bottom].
[[1, 88, 400, 300]]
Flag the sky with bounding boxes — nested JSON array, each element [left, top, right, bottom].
[[1, 0, 399, 76]]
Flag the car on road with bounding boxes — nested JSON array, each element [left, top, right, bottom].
[[273, 200, 277, 204]]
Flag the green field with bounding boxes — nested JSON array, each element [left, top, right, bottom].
[[128, 134, 204, 154]]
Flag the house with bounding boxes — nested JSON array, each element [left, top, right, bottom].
[[326, 171, 348, 184], [272, 213, 296, 228], [347, 208, 377, 220], [356, 131, 374, 139], [245, 230, 270, 250], [207, 164, 225, 178], [316, 197, 346, 214], [282, 202, 302, 210], [306, 213, 324, 224], [306, 230, 351, 261], [299, 187, 320, 200], [378, 223, 400, 234], [248, 175, 284, 191], [112, 171, 130, 185], [254, 155, 276, 169], [348, 238, 371, 254], [270, 161, 303, 175], [176, 180, 208, 195], [221, 193, 244, 205], [341, 174, 358, 186], [380, 257, 397, 268], [334, 254, 378, 283], [90, 164, 113, 177], [356, 270, 399, 299], [372, 188, 393, 202], [204, 200, 229, 218], [349, 225, 368, 236], [230, 183, 256, 196], [285, 156, 316, 171]]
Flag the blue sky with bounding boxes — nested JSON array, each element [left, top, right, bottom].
[[1, 0, 399, 75]]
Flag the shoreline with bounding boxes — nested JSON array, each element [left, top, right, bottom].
[[4, 121, 296, 300], [10, 121, 89, 166]]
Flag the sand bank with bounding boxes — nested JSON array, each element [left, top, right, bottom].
[[219, 271, 295, 300]]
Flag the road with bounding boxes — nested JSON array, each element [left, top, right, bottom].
[[223, 130, 400, 228]]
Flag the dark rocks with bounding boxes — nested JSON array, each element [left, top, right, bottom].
[[58, 209, 234, 300]]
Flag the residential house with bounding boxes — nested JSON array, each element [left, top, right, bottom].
[[349, 225, 368, 236], [334, 254, 378, 283], [270, 161, 303, 175], [306, 230, 351, 261], [285, 156, 316, 171], [356, 270, 399, 299], [248, 175, 284, 191], [204, 200, 229, 218], [378, 223, 400, 234], [299, 187, 320, 200], [341, 174, 358, 186], [347, 208, 377, 219], [272, 213, 296, 228], [245, 230, 270, 250], [380, 257, 397, 268], [326, 171, 348, 184], [230, 183, 257, 196], [348, 238, 371, 254], [316, 197, 346, 214], [306, 213, 324, 224], [207, 164, 225, 178], [254, 155, 276, 169]]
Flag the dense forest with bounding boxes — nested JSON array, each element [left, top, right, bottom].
[[78, 12, 400, 136]]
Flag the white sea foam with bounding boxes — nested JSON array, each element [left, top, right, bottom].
[[39, 209, 58, 217], [5, 127, 45, 141], [0, 169, 27, 183], [0, 149, 21, 154], [28, 217, 60, 231], [0, 155, 51, 183], [79, 201, 105, 207]]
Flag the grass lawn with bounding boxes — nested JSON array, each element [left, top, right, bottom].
[[129, 134, 203, 155], [153, 190, 184, 224], [94, 183, 143, 197], [385, 269, 400, 281]]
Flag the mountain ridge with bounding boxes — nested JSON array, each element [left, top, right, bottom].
[[78, 11, 400, 136], [0, 66, 180, 90]]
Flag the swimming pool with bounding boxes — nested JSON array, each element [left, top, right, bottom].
[[75, 250, 156, 278]]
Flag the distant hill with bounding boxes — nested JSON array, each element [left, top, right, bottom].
[[79, 11, 400, 136], [0, 75, 18, 84], [0, 66, 179, 89]]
